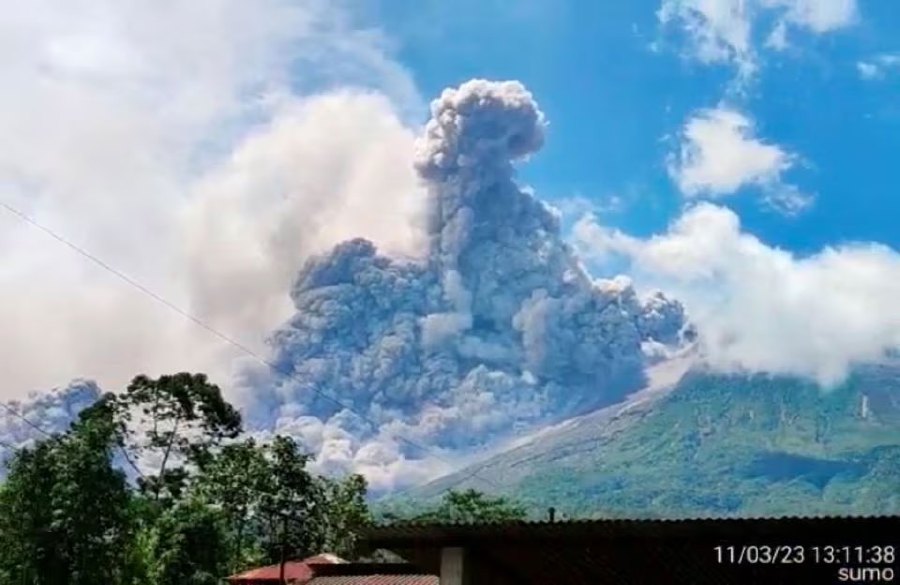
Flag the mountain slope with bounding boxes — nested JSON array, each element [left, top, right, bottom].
[[385, 362, 900, 518]]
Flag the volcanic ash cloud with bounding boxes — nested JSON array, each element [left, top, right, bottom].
[[0, 381, 101, 468], [239, 80, 691, 489]]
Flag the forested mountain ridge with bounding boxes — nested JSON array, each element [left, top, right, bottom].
[[383, 362, 900, 519]]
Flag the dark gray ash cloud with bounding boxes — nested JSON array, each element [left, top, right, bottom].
[[236, 79, 690, 490]]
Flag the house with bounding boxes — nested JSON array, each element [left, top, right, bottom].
[[226, 554, 438, 585], [226, 554, 347, 585], [363, 515, 900, 584]]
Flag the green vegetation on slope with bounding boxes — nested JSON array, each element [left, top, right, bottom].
[[385, 365, 900, 519], [378, 489, 528, 524]]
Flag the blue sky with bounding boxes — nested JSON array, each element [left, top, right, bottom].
[[369, 0, 899, 257]]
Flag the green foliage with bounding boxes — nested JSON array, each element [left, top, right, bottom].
[[0, 395, 132, 585], [0, 371, 374, 585], [387, 489, 528, 524], [193, 436, 372, 569], [113, 373, 242, 503], [318, 472, 372, 555], [143, 499, 230, 585], [191, 438, 272, 570], [0, 440, 66, 584]]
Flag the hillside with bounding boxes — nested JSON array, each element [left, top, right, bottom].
[[382, 362, 900, 519]]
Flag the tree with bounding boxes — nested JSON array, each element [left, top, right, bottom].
[[0, 371, 377, 583], [192, 438, 273, 571], [144, 499, 230, 585], [319, 472, 372, 557], [409, 489, 528, 524], [0, 395, 132, 585], [0, 439, 63, 584], [193, 436, 372, 570], [258, 436, 324, 561], [113, 373, 242, 503]]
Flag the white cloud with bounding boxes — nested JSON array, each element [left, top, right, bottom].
[[0, 0, 423, 399], [659, 0, 859, 75], [182, 91, 426, 343], [658, 0, 756, 76], [572, 217, 643, 266], [550, 193, 626, 223], [761, 0, 858, 33], [857, 54, 900, 80], [765, 21, 790, 51], [857, 61, 881, 80], [667, 107, 812, 213], [761, 184, 814, 215], [572, 203, 900, 386], [669, 108, 790, 195]]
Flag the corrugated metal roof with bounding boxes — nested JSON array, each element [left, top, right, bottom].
[[307, 576, 438, 585], [367, 515, 900, 544], [374, 512, 900, 528]]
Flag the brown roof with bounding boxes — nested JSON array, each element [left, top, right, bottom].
[[227, 554, 346, 584], [307, 577, 438, 585]]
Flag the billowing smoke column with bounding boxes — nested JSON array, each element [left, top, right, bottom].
[[242, 80, 690, 490]]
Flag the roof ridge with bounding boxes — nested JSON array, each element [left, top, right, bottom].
[[373, 513, 900, 528]]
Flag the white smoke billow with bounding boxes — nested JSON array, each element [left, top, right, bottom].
[[236, 80, 689, 490], [573, 202, 900, 387]]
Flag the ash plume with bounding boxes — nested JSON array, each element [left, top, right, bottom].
[[239, 80, 689, 490], [0, 380, 101, 468]]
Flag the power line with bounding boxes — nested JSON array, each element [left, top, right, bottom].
[[0, 403, 52, 459], [0, 402, 53, 439], [0, 437, 20, 452], [0, 398, 148, 479], [1, 201, 505, 494], [1, 202, 249, 355]]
